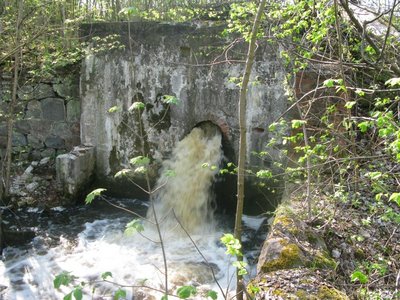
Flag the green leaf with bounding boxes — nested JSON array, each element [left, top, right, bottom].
[[128, 102, 145, 111], [114, 169, 133, 178], [161, 296, 168, 300], [125, 219, 144, 235], [385, 77, 400, 87], [108, 106, 121, 113], [206, 290, 218, 300], [164, 169, 176, 177], [73, 287, 83, 300], [256, 170, 273, 178], [54, 271, 73, 289], [268, 122, 277, 132], [323, 79, 335, 88], [357, 121, 370, 133], [64, 293, 72, 300], [101, 272, 113, 280], [291, 119, 306, 129], [220, 233, 242, 256], [365, 172, 382, 180], [389, 192, 400, 206], [351, 270, 368, 284], [114, 288, 127, 300], [344, 101, 356, 109], [355, 89, 365, 97], [130, 156, 150, 166], [85, 188, 107, 204], [177, 286, 197, 299], [161, 95, 179, 105]]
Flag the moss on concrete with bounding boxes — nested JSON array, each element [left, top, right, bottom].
[[262, 241, 304, 272]]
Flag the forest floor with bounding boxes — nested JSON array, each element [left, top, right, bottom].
[[292, 175, 400, 299]]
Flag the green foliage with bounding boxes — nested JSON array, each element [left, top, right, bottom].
[[124, 219, 144, 235], [113, 288, 127, 300], [161, 95, 179, 105], [177, 286, 197, 298], [101, 271, 113, 280], [130, 156, 150, 166], [351, 270, 368, 284], [385, 77, 400, 87], [206, 290, 218, 300], [129, 102, 146, 111], [54, 272, 74, 289], [85, 188, 107, 204], [220, 233, 242, 256]]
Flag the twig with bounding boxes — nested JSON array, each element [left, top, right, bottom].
[[172, 210, 226, 299]]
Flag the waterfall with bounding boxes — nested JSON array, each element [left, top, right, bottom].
[[0, 124, 246, 300], [147, 124, 223, 235]]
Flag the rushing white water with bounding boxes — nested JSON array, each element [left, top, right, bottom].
[[1, 125, 251, 299], [148, 125, 223, 236]]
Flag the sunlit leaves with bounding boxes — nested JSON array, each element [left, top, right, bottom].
[[85, 188, 106, 204], [220, 233, 242, 256], [291, 119, 307, 129], [108, 106, 122, 113], [114, 169, 133, 178], [113, 288, 127, 300], [256, 170, 273, 179], [130, 156, 150, 166], [125, 219, 144, 235], [385, 77, 400, 87], [389, 193, 400, 206], [176, 286, 197, 298], [351, 270, 368, 284], [129, 102, 145, 111], [101, 272, 113, 280], [161, 95, 179, 105], [206, 290, 218, 300], [54, 272, 74, 289]]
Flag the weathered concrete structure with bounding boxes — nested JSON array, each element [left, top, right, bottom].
[[79, 22, 288, 184]]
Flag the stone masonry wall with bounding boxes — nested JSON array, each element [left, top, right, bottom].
[[0, 72, 81, 159]]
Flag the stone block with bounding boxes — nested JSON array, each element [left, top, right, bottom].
[[29, 120, 53, 137], [53, 78, 79, 99], [41, 98, 65, 121], [25, 100, 42, 119], [45, 136, 65, 149], [56, 146, 95, 198], [15, 120, 31, 134], [66, 100, 81, 122], [41, 148, 56, 158], [12, 132, 27, 147], [27, 134, 44, 148], [18, 84, 55, 100]]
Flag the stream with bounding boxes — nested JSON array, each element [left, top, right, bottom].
[[0, 199, 267, 299], [0, 124, 269, 299]]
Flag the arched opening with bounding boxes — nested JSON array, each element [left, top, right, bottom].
[[193, 121, 237, 215]]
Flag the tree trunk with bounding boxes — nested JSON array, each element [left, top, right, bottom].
[[234, 0, 266, 299], [1, 0, 23, 200]]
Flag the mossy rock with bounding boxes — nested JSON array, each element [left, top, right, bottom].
[[257, 206, 337, 274], [258, 238, 306, 273]]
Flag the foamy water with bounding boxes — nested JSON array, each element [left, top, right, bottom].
[[0, 125, 262, 299]]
